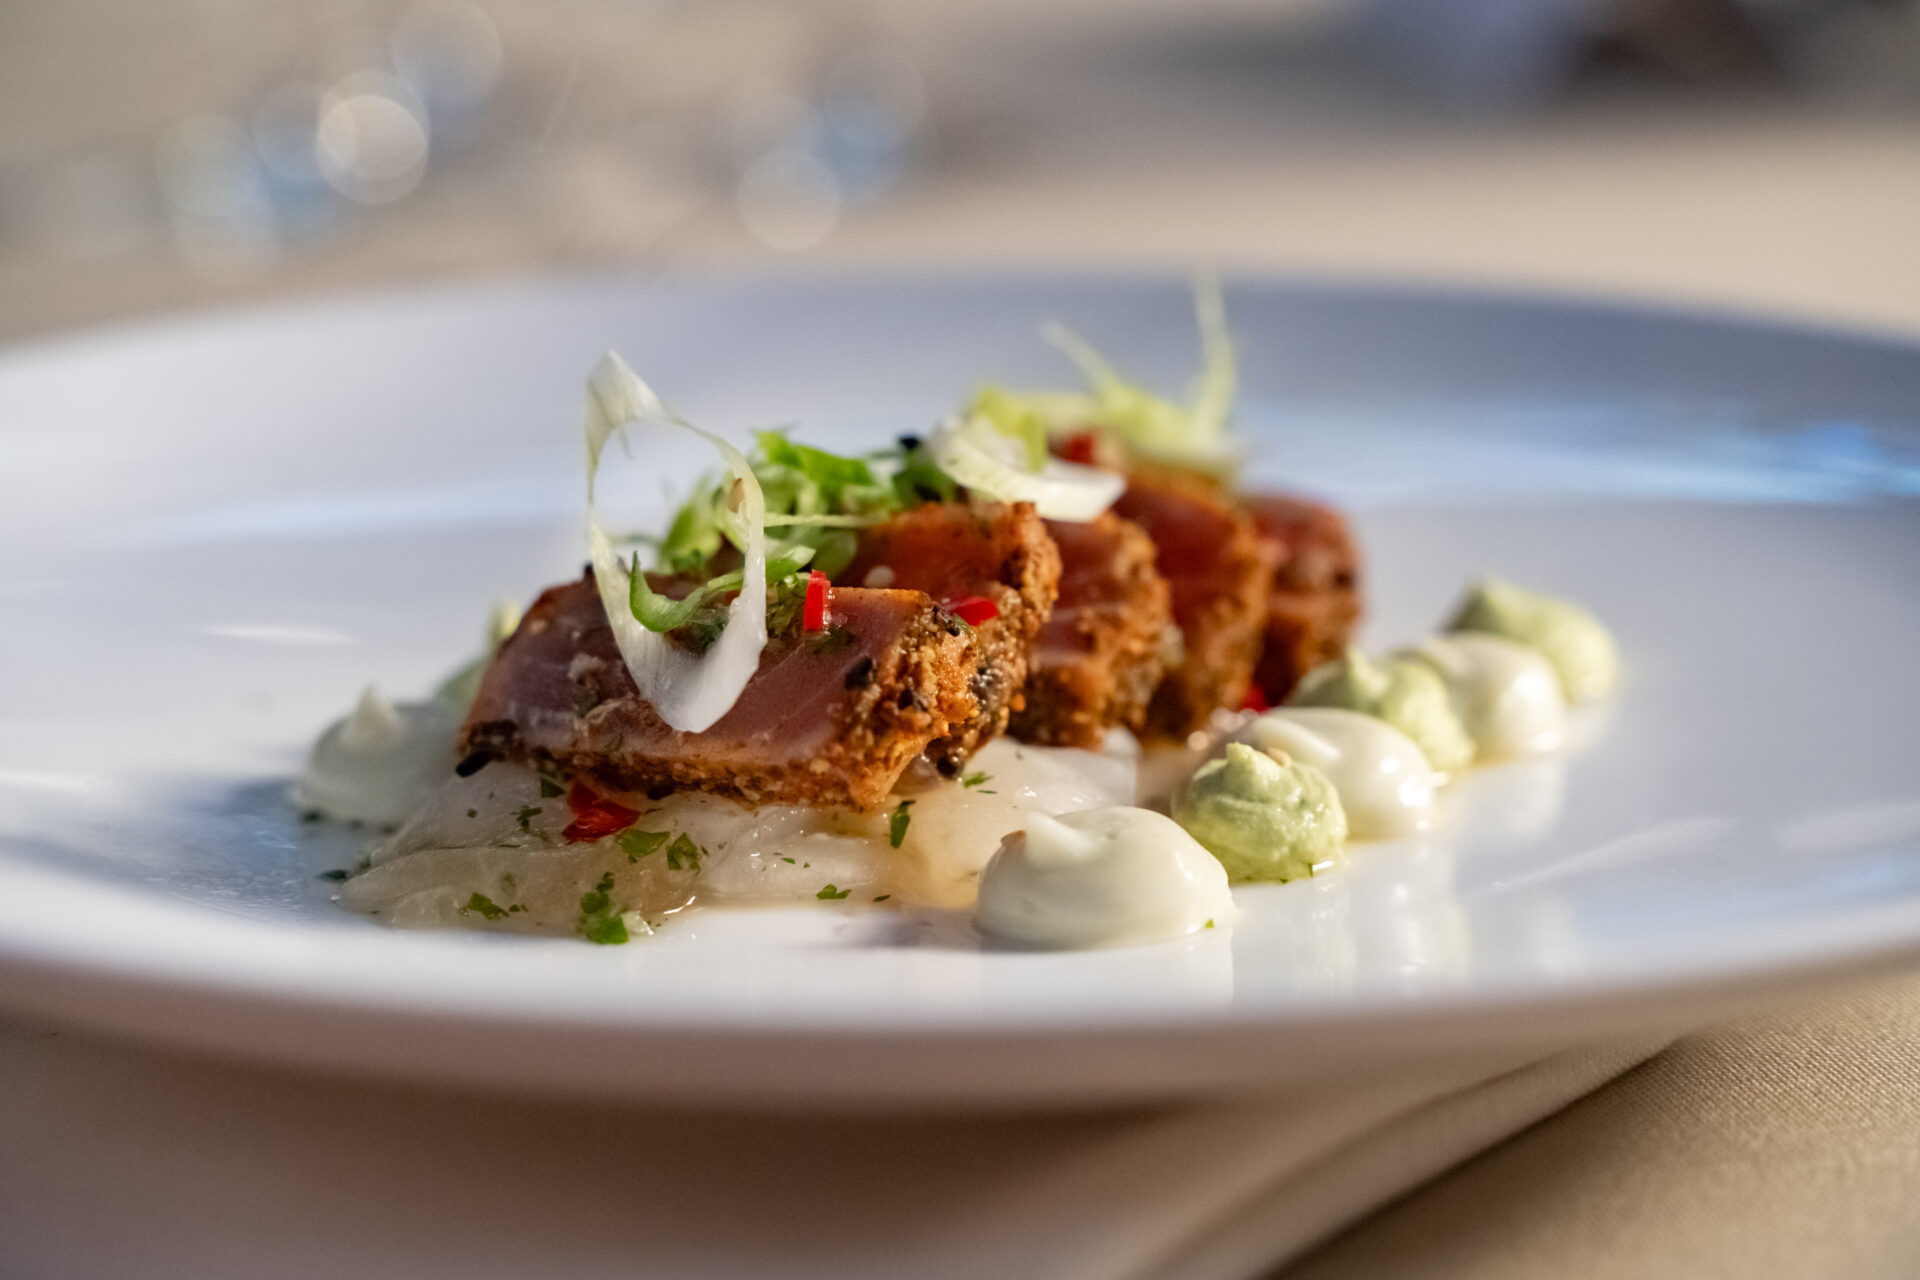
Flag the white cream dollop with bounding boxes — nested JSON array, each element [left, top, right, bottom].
[[1236, 707, 1436, 840], [1397, 634, 1566, 761], [975, 806, 1234, 949], [295, 685, 461, 827]]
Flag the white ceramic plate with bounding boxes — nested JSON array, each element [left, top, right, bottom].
[[3, 273, 1918, 1105]]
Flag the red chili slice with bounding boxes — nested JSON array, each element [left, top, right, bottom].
[[1060, 431, 1100, 465], [1239, 682, 1271, 713], [562, 780, 640, 842], [951, 595, 1000, 627], [802, 569, 830, 631]]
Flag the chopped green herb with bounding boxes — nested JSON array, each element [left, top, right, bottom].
[[465, 893, 510, 922], [961, 772, 990, 789], [514, 804, 542, 832], [577, 871, 628, 945], [872, 894, 891, 903], [317, 868, 351, 882], [817, 884, 851, 900], [582, 913, 629, 945], [299, 809, 323, 824], [618, 829, 670, 862], [538, 776, 565, 799], [466, 808, 478, 818], [888, 799, 914, 849], [665, 833, 703, 872], [780, 856, 795, 864]]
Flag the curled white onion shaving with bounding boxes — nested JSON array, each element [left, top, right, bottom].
[[585, 352, 767, 734], [926, 412, 1124, 522]]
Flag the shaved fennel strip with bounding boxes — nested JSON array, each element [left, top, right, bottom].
[[586, 352, 767, 734], [927, 413, 1124, 522]]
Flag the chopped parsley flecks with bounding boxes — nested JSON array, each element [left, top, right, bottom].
[[665, 834, 703, 873], [780, 856, 796, 864], [317, 868, 352, 882], [888, 799, 914, 849], [538, 776, 565, 799], [816, 884, 851, 900], [514, 804, 542, 832], [961, 772, 991, 789], [618, 829, 670, 863], [873, 894, 891, 903], [465, 893, 510, 921], [466, 808, 478, 819], [577, 871, 629, 945]]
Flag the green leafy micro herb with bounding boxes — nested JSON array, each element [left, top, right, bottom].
[[780, 856, 795, 864], [970, 385, 1050, 470], [466, 808, 478, 819], [465, 892, 510, 922], [665, 833, 703, 872], [538, 776, 565, 799], [317, 868, 351, 882], [961, 772, 990, 789], [816, 884, 852, 900], [577, 871, 629, 945], [873, 894, 891, 903], [1205, 918, 1215, 929], [514, 804, 542, 832], [619, 829, 670, 862], [583, 913, 629, 945], [888, 799, 914, 849]]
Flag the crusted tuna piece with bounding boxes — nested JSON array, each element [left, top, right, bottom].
[[840, 500, 1060, 773], [460, 574, 978, 811], [1112, 464, 1281, 739], [1007, 513, 1171, 748], [1247, 493, 1363, 705]]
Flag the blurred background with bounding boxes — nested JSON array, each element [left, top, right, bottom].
[[4, 0, 1919, 344]]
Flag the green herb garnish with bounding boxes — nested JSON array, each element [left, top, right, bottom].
[[317, 868, 352, 882], [514, 804, 541, 832], [961, 772, 990, 789], [888, 800, 914, 849], [665, 834, 703, 872], [817, 884, 852, 900], [465, 892, 510, 922], [577, 871, 629, 944], [538, 776, 564, 799], [618, 829, 670, 862]]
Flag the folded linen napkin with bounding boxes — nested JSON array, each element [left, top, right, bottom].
[[0, 1016, 1656, 1280]]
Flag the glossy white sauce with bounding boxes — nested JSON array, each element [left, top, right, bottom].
[[295, 686, 461, 827], [1398, 634, 1566, 761], [975, 806, 1234, 949], [1236, 707, 1436, 840]]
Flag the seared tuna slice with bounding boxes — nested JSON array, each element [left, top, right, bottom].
[[1246, 493, 1363, 705], [461, 574, 979, 811], [1007, 512, 1171, 748], [839, 500, 1059, 773], [1112, 464, 1280, 738]]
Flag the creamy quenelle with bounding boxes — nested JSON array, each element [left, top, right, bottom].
[[1286, 647, 1474, 775], [1174, 743, 1347, 883], [296, 687, 462, 827], [1397, 633, 1566, 761], [975, 806, 1234, 948], [1236, 707, 1435, 840], [1447, 577, 1618, 703]]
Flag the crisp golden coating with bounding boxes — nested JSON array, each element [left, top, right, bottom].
[[1008, 512, 1171, 748], [841, 500, 1060, 773]]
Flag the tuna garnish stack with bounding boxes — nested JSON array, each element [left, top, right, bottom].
[[462, 283, 1362, 813]]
